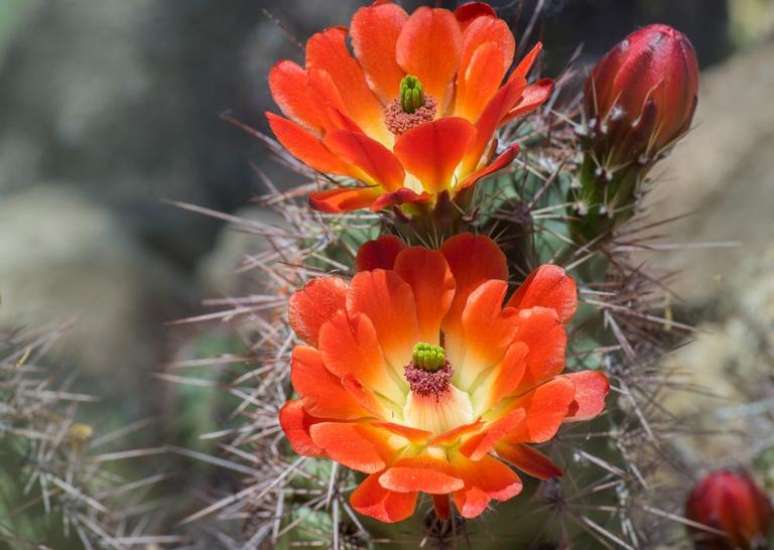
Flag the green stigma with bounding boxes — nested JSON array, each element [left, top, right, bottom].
[[400, 75, 425, 114], [412, 342, 446, 372]]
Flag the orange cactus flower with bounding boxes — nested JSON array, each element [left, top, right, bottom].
[[267, 1, 553, 213], [280, 233, 609, 522]]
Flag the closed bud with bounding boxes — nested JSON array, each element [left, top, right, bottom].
[[585, 24, 699, 168], [685, 469, 772, 549], [570, 24, 699, 243]]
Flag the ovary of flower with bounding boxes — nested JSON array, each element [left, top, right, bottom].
[[280, 233, 610, 523], [266, 2, 555, 213]]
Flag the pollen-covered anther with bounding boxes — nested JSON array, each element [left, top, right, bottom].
[[405, 342, 452, 398], [385, 75, 436, 135]]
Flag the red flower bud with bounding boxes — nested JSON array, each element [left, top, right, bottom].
[[585, 24, 699, 167], [685, 469, 772, 549]]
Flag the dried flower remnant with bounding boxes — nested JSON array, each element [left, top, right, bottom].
[[267, 1, 553, 214], [279, 233, 609, 522]]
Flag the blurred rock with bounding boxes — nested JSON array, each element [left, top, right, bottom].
[[0, 185, 193, 416], [196, 207, 283, 297], [645, 38, 774, 305]]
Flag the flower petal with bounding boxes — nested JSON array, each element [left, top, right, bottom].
[[460, 408, 526, 461], [509, 377, 576, 443], [451, 453, 523, 519], [496, 442, 563, 480], [462, 74, 526, 173], [454, 2, 497, 29], [350, 473, 418, 523], [350, 2, 408, 102], [269, 60, 328, 131], [396, 7, 463, 107], [394, 118, 476, 193], [393, 247, 455, 345], [279, 400, 323, 456], [318, 310, 405, 404], [507, 264, 577, 323], [562, 371, 609, 422], [324, 129, 405, 191], [441, 233, 508, 369], [379, 456, 464, 494], [514, 306, 567, 390], [309, 422, 391, 474], [471, 341, 528, 413], [289, 277, 347, 346], [503, 78, 554, 124], [306, 27, 388, 142], [457, 280, 519, 389], [291, 346, 371, 420], [347, 269, 420, 370], [309, 187, 381, 213], [455, 41, 509, 123], [511, 42, 543, 81], [266, 113, 350, 174], [356, 235, 406, 272], [371, 188, 432, 212], [458, 143, 519, 191]]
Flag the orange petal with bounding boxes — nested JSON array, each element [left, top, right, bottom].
[[371, 188, 432, 212], [432, 494, 451, 520], [356, 235, 406, 272], [563, 371, 609, 422], [309, 187, 381, 213], [379, 456, 464, 494], [496, 442, 563, 480], [350, 2, 408, 102], [306, 27, 388, 142], [454, 2, 497, 30], [507, 264, 577, 323], [266, 113, 350, 174], [462, 74, 526, 173], [347, 269, 420, 370], [461, 15, 515, 73], [510, 376, 576, 443], [503, 79, 554, 124], [441, 233, 508, 368], [288, 277, 347, 346], [472, 341, 528, 411], [394, 247, 455, 345], [430, 419, 484, 446], [309, 422, 390, 474], [455, 41, 509, 123], [394, 118, 476, 193], [318, 310, 404, 404], [511, 42, 543, 81], [457, 280, 519, 389], [396, 7, 463, 107], [372, 421, 432, 445], [290, 346, 370, 420], [350, 473, 418, 523], [451, 453, 523, 518], [460, 408, 526, 461], [324, 129, 405, 191], [456, 15, 515, 120], [268, 60, 328, 131], [278, 400, 323, 456], [458, 143, 519, 191], [514, 306, 567, 390]]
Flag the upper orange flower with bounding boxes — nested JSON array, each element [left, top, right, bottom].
[[280, 233, 609, 522], [267, 1, 553, 213]]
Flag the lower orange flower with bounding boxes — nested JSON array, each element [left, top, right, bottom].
[[280, 233, 609, 522]]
